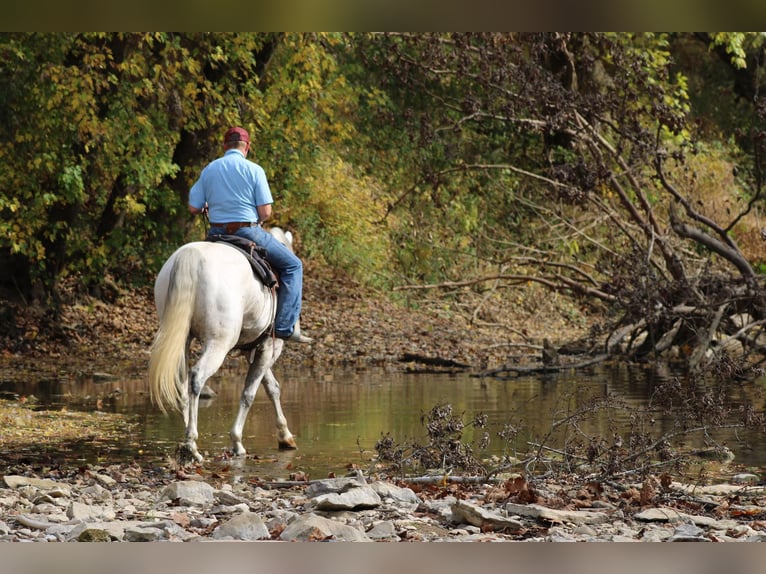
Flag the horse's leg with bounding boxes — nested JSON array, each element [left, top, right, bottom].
[[229, 347, 271, 456], [185, 343, 229, 462], [178, 338, 192, 427], [262, 368, 297, 449]]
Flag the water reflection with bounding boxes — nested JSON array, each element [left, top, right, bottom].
[[2, 361, 765, 480]]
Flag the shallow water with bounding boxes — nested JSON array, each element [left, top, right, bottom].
[[3, 358, 766, 480]]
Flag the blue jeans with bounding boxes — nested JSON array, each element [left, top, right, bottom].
[[209, 225, 303, 338]]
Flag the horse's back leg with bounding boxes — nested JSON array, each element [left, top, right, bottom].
[[262, 368, 297, 449], [230, 339, 295, 455], [178, 338, 192, 427], [229, 348, 269, 456], [184, 342, 230, 462]]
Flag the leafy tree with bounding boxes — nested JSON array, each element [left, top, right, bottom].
[[349, 32, 766, 371], [0, 33, 382, 306]]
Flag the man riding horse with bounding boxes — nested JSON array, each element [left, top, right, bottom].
[[188, 126, 312, 343]]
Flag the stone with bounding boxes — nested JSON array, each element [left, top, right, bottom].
[[159, 480, 215, 506], [212, 511, 270, 540], [668, 522, 708, 542], [214, 490, 249, 506], [366, 520, 398, 540], [125, 526, 163, 542], [94, 473, 117, 487], [66, 520, 146, 542], [504, 502, 609, 525], [305, 477, 367, 497], [311, 486, 381, 510], [572, 524, 597, 537], [369, 482, 420, 505], [76, 528, 112, 542], [279, 514, 371, 542], [67, 501, 116, 521], [634, 507, 685, 523], [3, 476, 70, 494], [452, 500, 523, 531], [81, 483, 112, 502]]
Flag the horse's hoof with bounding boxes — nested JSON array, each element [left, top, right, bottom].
[[278, 438, 298, 450], [176, 443, 203, 465]]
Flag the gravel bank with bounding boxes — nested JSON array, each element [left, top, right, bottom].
[[3, 465, 766, 543]]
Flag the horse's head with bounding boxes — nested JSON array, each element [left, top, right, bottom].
[[268, 227, 294, 253]]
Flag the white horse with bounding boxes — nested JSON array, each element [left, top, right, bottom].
[[148, 227, 298, 463]]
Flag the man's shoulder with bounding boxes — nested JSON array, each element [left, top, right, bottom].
[[243, 159, 266, 175]]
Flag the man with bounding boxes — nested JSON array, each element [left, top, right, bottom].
[[188, 126, 312, 343]]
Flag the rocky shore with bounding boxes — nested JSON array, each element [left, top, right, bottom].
[[3, 464, 766, 543]]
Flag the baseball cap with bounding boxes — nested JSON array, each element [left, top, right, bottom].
[[223, 127, 250, 144]]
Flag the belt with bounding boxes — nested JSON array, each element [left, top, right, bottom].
[[210, 222, 257, 234]]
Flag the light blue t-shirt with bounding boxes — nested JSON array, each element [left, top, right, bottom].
[[189, 149, 273, 223]]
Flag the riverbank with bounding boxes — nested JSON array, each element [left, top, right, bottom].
[[6, 269, 766, 544], [0, 261, 592, 380], [2, 461, 766, 542]]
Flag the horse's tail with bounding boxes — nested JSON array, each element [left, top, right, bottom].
[[148, 248, 201, 414]]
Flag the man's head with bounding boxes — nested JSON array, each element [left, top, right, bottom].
[[223, 127, 250, 154]]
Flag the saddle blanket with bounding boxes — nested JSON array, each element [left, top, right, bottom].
[[205, 233, 278, 288]]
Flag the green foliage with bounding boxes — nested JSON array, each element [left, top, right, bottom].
[[1, 32, 765, 312], [0, 33, 381, 301]]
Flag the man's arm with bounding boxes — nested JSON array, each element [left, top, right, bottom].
[[256, 203, 272, 223], [189, 204, 205, 215]]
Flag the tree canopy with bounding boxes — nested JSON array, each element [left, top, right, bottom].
[[2, 32, 766, 373]]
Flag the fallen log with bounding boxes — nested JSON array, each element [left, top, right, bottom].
[[474, 354, 610, 378]]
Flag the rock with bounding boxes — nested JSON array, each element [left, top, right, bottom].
[[420, 496, 458, 520], [634, 507, 685, 523], [67, 501, 116, 521], [670, 482, 766, 496], [125, 526, 163, 542], [366, 520, 399, 541], [6, 460, 766, 544], [66, 521, 146, 541], [94, 473, 117, 487], [311, 486, 381, 510], [159, 480, 215, 506], [3, 475, 70, 494], [639, 526, 673, 542], [369, 482, 420, 506], [451, 500, 524, 531], [732, 473, 760, 484], [214, 489, 249, 506], [669, 522, 708, 542], [572, 524, 597, 537], [81, 483, 112, 502], [279, 514, 371, 542], [504, 502, 609, 525], [212, 511, 270, 540], [76, 528, 112, 542], [305, 477, 366, 497]]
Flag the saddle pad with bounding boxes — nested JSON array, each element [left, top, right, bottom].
[[205, 233, 278, 289]]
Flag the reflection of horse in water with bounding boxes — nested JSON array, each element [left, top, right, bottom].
[[148, 228, 298, 462]]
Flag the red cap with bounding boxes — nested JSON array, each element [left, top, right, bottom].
[[223, 127, 250, 144]]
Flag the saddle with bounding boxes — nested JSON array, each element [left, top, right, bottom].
[[205, 233, 278, 289]]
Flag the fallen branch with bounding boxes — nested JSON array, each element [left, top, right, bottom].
[[474, 354, 609, 378], [400, 353, 471, 370]]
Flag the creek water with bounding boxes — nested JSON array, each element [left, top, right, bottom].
[[3, 359, 766, 481]]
